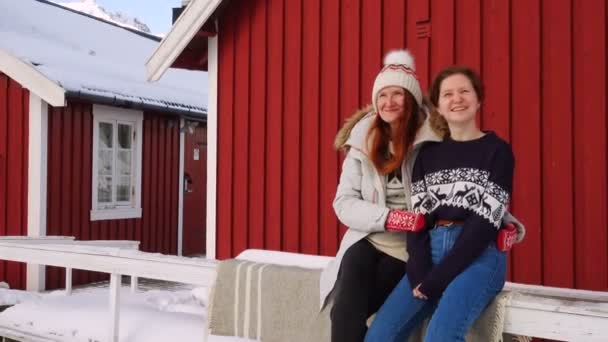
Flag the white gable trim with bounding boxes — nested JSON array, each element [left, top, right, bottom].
[[0, 49, 65, 107], [146, 0, 223, 81]]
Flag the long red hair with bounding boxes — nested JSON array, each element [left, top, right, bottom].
[[367, 91, 421, 174]]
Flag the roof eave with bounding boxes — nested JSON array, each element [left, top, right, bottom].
[[65, 89, 207, 121], [146, 0, 223, 82], [0, 49, 66, 107]]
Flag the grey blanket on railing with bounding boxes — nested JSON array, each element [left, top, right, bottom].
[[207, 258, 513, 342], [208, 259, 325, 342]]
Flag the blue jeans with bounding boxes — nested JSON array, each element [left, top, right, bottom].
[[364, 225, 507, 342]]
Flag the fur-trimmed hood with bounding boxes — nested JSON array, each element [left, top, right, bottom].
[[334, 105, 443, 153]]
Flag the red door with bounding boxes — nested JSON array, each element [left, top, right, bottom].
[[182, 124, 207, 256]]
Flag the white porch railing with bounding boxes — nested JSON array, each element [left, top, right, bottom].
[[502, 282, 608, 340], [1, 239, 608, 341], [0, 238, 217, 342]]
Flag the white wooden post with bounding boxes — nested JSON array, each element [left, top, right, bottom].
[[65, 268, 72, 295], [26, 93, 48, 292], [206, 24, 219, 260], [109, 273, 121, 342], [177, 118, 185, 257], [130, 276, 138, 293]]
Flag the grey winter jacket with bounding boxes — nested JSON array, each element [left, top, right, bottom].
[[319, 110, 441, 308]]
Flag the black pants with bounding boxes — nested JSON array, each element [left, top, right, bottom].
[[330, 239, 406, 342]]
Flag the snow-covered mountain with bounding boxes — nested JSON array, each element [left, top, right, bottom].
[[53, 0, 151, 33]]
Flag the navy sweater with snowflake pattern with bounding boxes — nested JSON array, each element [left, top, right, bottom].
[[407, 132, 514, 300]]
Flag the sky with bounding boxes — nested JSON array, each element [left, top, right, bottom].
[[95, 0, 183, 34]]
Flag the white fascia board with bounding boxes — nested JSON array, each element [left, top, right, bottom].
[[146, 0, 223, 81], [205, 31, 218, 259], [0, 49, 65, 107]]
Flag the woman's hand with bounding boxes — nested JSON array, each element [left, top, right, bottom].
[[413, 284, 428, 300]]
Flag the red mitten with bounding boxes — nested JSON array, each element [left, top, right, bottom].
[[497, 223, 518, 251], [385, 210, 426, 232]]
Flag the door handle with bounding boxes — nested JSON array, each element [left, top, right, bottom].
[[184, 173, 194, 193]]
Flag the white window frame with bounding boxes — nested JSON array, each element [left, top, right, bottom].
[[91, 104, 143, 221]]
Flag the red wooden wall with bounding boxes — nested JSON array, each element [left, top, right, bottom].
[[45, 102, 180, 288], [0, 73, 29, 289], [214, 0, 608, 291]]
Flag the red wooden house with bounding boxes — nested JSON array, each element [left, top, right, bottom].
[[0, 0, 209, 290], [148, 0, 607, 292]]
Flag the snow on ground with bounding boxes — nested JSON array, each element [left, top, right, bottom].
[[0, 287, 41, 306], [0, 284, 252, 342]]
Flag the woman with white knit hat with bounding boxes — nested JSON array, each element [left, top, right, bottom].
[[322, 51, 525, 342], [322, 49, 437, 342]]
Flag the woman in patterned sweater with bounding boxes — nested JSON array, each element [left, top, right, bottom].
[[365, 66, 514, 342]]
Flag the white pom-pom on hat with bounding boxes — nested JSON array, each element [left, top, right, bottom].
[[383, 49, 415, 70]]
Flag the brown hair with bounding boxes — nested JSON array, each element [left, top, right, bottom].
[[428, 66, 484, 136], [424, 96, 450, 139], [367, 91, 421, 174]]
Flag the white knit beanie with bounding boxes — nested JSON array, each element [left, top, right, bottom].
[[372, 49, 422, 114]]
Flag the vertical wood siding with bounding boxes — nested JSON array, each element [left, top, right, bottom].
[[318, 0, 340, 256], [215, 0, 608, 291], [248, 0, 268, 251], [45, 103, 180, 289], [510, 0, 542, 285], [0, 74, 28, 289], [539, 0, 574, 290], [301, 0, 321, 254]]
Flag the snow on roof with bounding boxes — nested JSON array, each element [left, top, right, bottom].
[[0, 0, 207, 118]]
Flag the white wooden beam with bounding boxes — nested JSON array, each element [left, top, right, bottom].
[[65, 268, 72, 295], [0, 326, 59, 342], [26, 93, 49, 292], [0, 49, 65, 107], [205, 25, 218, 260], [504, 281, 608, 301], [109, 273, 121, 342], [1, 237, 138, 249], [503, 291, 608, 341], [178, 118, 185, 256], [130, 276, 138, 293], [75, 240, 140, 249], [146, 0, 223, 81], [0, 242, 217, 286], [2, 236, 74, 244]]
